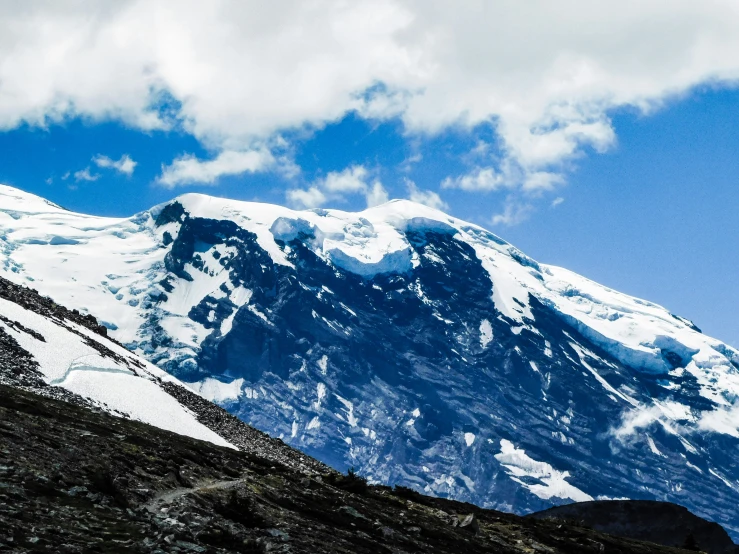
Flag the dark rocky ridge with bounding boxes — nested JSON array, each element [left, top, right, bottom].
[[529, 500, 739, 553], [0, 276, 109, 338], [0, 383, 696, 554]]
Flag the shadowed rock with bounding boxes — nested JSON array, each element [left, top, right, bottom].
[[529, 500, 739, 553]]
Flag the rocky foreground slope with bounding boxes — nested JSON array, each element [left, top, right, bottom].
[[2, 185, 739, 537], [0, 383, 699, 554]]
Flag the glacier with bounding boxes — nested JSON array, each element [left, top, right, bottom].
[[2, 184, 739, 537]]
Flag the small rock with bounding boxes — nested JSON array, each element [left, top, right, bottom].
[[458, 513, 479, 534], [338, 505, 365, 519], [175, 540, 206, 552], [267, 528, 289, 540], [67, 486, 88, 497]]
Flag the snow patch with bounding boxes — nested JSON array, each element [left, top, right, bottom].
[[479, 319, 493, 349], [317, 355, 328, 375], [494, 439, 592, 502], [185, 377, 244, 403]]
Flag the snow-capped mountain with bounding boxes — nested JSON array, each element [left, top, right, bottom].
[[2, 184, 739, 536]]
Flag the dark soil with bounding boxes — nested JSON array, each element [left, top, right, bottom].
[[0, 384, 696, 554]]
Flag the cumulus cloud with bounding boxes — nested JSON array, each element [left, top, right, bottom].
[[322, 165, 370, 193], [442, 167, 508, 192], [366, 181, 390, 207], [158, 149, 273, 188], [286, 187, 327, 210], [4, 1, 739, 208], [491, 198, 534, 227], [697, 404, 739, 438], [73, 167, 101, 182], [407, 179, 447, 210], [93, 153, 137, 175], [287, 165, 387, 209]]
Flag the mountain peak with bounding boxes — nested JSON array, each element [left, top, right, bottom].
[[0, 184, 65, 214]]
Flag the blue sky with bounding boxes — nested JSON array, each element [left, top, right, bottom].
[[0, 2, 738, 347]]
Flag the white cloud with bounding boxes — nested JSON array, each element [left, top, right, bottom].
[[442, 165, 563, 195], [286, 186, 327, 209], [407, 179, 447, 210], [93, 153, 137, 175], [365, 181, 390, 207], [491, 197, 534, 227], [158, 149, 273, 188], [523, 171, 564, 193], [4, 2, 739, 198], [697, 404, 739, 438], [551, 197, 565, 208], [287, 165, 384, 208], [322, 165, 369, 193], [73, 167, 101, 182], [442, 167, 508, 192]]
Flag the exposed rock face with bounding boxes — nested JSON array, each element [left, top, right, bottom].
[[529, 500, 739, 554], [0, 384, 695, 554], [3, 185, 739, 538]]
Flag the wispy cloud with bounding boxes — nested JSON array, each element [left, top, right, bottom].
[[285, 187, 327, 210], [321, 165, 370, 194], [286, 165, 388, 209], [406, 179, 447, 210], [73, 167, 100, 182], [366, 182, 390, 207], [491, 197, 534, 227], [442, 167, 507, 192], [551, 197, 565, 208], [93, 153, 137, 175], [158, 150, 274, 188]]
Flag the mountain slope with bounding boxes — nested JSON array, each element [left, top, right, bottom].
[[0, 274, 229, 448], [2, 184, 739, 537], [0, 274, 327, 475]]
